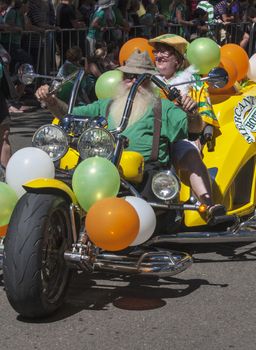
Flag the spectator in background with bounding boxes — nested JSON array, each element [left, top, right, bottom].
[[0, 1, 34, 113], [135, 0, 154, 38], [169, 0, 196, 40], [127, 0, 140, 34], [143, 0, 167, 35], [56, 0, 85, 65], [188, 0, 198, 18], [190, 7, 210, 40], [27, 0, 56, 73], [196, 0, 215, 24], [78, 0, 95, 26], [239, 0, 256, 50], [0, 50, 16, 168], [1, 1, 33, 75], [158, 0, 172, 22], [55, 45, 97, 104], [86, 0, 116, 57]]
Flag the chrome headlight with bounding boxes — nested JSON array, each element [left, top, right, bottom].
[[77, 127, 115, 160], [152, 170, 180, 200], [32, 124, 68, 161]]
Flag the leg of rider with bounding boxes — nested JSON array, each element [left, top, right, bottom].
[[177, 149, 213, 207]]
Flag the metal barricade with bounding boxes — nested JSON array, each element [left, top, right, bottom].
[[1, 22, 256, 80]]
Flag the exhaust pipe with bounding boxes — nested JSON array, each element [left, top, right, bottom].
[[146, 214, 256, 244], [65, 249, 193, 277]]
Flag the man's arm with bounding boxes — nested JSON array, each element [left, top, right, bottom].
[[187, 110, 203, 134], [35, 85, 68, 117], [35, 84, 104, 118], [178, 95, 203, 134]]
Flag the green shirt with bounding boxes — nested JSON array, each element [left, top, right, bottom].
[[73, 98, 188, 164]]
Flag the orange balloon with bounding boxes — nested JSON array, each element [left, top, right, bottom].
[[85, 197, 140, 251], [209, 56, 238, 94], [119, 37, 155, 65], [220, 44, 249, 81], [0, 224, 8, 237]]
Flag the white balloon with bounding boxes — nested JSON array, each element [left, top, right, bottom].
[[6, 147, 55, 197], [247, 53, 256, 81], [124, 196, 156, 246]]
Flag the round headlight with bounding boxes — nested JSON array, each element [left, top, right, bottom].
[[32, 124, 68, 161], [77, 127, 115, 160], [152, 170, 180, 201]]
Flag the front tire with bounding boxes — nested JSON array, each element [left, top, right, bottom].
[[3, 193, 72, 318]]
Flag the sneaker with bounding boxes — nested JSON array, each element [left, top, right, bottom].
[[207, 204, 227, 225]]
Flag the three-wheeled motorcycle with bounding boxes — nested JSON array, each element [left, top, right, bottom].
[[2, 65, 256, 319]]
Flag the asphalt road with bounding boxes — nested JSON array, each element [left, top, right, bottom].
[[1, 109, 256, 350]]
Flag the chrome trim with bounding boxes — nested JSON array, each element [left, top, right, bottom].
[[69, 203, 78, 244], [64, 246, 192, 276], [146, 215, 256, 244], [147, 230, 256, 244], [93, 249, 192, 277]]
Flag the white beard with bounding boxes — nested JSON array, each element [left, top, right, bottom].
[[110, 82, 157, 128]]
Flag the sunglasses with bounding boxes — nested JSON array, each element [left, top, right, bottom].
[[152, 49, 176, 58], [123, 73, 139, 80]]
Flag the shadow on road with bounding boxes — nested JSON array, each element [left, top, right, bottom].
[[3, 241, 254, 323], [17, 270, 228, 324]]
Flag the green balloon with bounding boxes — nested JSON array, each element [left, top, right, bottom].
[[95, 70, 123, 99], [0, 182, 18, 226], [186, 38, 220, 75], [72, 157, 120, 211]]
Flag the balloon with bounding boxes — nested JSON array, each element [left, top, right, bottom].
[[72, 157, 120, 211], [85, 197, 140, 251], [0, 182, 18, 226], [186, 38, 220, 75], [0, 224, 8, 237], [220, 44, 249, 81], [219, 56, 237, 89], [247, 53, 256, 81], [209, 56, 238, 94], [119, 37, 155, 65], [95, 70, 123, 99], [6, 147, 55, 198], [124, 196, 156, 246]]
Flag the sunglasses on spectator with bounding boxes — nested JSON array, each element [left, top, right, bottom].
[[152, 48, 176, 58], [123, 73, 140, 80]]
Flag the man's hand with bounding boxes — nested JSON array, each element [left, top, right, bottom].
[[35, 84, 68, 117], [35, 84, 57, 106], [180, 95, 198, 113]]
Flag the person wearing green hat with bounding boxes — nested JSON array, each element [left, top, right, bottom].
[[35, 49, 203, 165], [149, 33, 226, 219]]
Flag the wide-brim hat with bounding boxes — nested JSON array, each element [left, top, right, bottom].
[[117, 50, 157, 75], [97, 0, 115, 9], [149, 34, 188, 57]]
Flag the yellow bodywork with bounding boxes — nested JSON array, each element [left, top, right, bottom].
[[119, 151, 144, 183], [52, 117, 80, 170], [181, 82, 256, 226], [23, 178, 78, 204]]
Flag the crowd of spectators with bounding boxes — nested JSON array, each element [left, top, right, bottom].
[[0, 0, 256, 112], [0, 1, 256, 68]]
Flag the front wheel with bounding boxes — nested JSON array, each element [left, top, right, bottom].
[[3, 193, 72, 318]]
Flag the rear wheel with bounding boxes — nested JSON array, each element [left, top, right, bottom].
[[3, 193, 72, 318]]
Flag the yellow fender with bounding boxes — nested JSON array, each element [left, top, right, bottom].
[[23, 178, 78, 204]]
